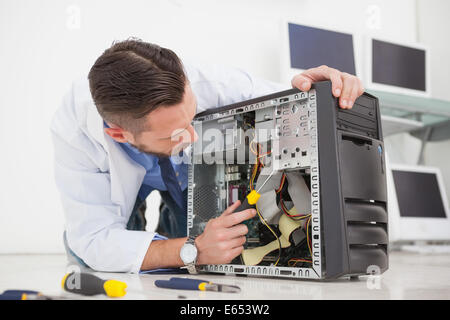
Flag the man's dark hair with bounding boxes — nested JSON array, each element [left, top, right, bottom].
[[88, 38, 187, 134]]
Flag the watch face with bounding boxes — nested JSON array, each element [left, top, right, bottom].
[[180, 243, 197, 264]]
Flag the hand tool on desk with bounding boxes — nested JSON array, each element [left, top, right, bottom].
[[0, 289, 67, 300], [62, 272, 187, 299], [61, 272, 127, 298], [154, 277, 241, 293], [235, 170, 275, 212]]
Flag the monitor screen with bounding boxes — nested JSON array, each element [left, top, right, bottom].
[[392, 170, 447, 218], [372, 39, 426, 92], [288, 23, 356, 75]]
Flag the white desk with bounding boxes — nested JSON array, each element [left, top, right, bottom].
[[0, 251, 449, 300]]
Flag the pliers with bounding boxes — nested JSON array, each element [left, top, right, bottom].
[[154, 277, 241, 293]]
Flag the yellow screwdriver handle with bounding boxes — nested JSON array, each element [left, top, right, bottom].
[[246, 190, 261, 205], [62, 272, 127, 298], [235, 190, 261, 213]]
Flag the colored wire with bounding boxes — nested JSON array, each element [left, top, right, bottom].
[[255, 202, 281, 266], [249, 160, 260, 191], [287, 215, 314, 268], [279, 196, 310, 220], [246, 121, 280, 266], [248, 125, 271, 164], [249, 142, 268, 191], [257, 148, 272, 159], [246, 122, 260, 159], [249, 140, 258, 157], [288, 258, 312, 267], [275, 173, 286, 193], [274, 172, 313, 266], [306, 215, 312, 257], [276, 173, 309, 220], [250, 141, 271, 162]]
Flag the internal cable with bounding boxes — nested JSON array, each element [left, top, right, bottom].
[[288, 258, 312, 267], [255, 202, 282, 266], [306, 215, 312, 257], [287, 215, 313, 267], [279, 195, 310, 220], [275, 173, 286, 193], [249, 135, 281, 266]]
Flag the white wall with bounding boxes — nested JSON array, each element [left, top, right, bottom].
[[0, 0, 427, 253], [417, 0, 450, 204], [417, 0, 450, 102]]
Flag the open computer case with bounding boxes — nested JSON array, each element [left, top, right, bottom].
[[187, 81, 388, 280]]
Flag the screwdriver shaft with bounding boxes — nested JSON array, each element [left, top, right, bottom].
[[255, 171, 275, 193]]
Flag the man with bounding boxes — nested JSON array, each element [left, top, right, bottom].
[[51, 39, 364, 273]]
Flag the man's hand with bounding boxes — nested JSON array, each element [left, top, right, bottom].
[[195, 200, 257, 265], [291, 65, 364, 109]]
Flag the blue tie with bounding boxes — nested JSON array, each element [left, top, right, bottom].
[[158, 157, 185, 211]]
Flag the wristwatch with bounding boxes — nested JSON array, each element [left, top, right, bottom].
[[180, 235, 198, 274]]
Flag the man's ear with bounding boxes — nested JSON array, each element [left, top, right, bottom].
[[104, 126, 130, 143]]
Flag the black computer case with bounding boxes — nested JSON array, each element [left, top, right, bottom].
[[187, 80, 388, 280]]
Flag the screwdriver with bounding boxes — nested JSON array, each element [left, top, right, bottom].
[[61, 272, 127, 298], [0, 289, 68, 300], [235, 171, 275, 213], [155, 277, 241, 293]]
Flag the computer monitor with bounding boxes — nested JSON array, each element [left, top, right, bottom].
[[281, 22, 356, 84], [387, 163, 450, 242], [364, 37, 431, 97]]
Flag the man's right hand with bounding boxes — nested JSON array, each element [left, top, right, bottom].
[[194, 200, 257, 265]]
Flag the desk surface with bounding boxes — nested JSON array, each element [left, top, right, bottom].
[[0, 251, 449, 300]]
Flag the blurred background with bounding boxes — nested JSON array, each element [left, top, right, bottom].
[[1, 0, 449, 254]]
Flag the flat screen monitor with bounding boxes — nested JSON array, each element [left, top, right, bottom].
[[393, 169, 447, 218], [282, 22, 356, 83], [365, 37, 430, 96], [387, 164, 450, 242]]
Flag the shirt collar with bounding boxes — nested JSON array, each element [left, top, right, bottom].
[[103, 121, 142, 155], [103, 121, 187, 165], [123, 142, 142, 155]]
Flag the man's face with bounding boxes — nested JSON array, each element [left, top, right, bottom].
[[106, 84, 198, 157]]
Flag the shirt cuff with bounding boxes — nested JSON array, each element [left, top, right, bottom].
[[131, 232, 168, 274], [152, 233, 168, 241]]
